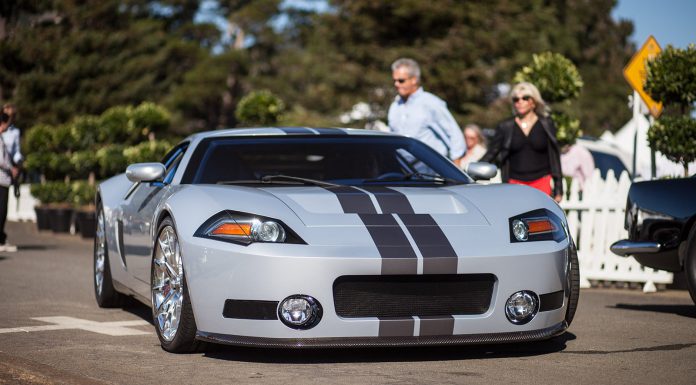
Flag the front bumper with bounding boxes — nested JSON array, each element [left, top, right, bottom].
[[182, 236, 572, 345], [196, 321, 567, 348], [610, 239, 661, 256]]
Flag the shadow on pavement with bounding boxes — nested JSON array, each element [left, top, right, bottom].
[[612, 303, 696, 319], [202, 332, 575, 363], [121, 301, 155, 325], [13, 245, 50, 251]]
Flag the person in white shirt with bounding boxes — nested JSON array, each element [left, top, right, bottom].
[[387, 58, 465, 162], [0, 104, 23, 252]]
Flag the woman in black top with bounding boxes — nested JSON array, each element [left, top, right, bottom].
[[481, 82, 563, 202]]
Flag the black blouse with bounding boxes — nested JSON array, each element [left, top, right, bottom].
[[508, 121, 551, 181]]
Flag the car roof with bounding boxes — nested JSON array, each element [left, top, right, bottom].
[[184, 127, 397, 142]]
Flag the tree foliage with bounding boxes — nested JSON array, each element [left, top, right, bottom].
[[645, 44, 696, 113], [3, 0, 635, 137], [644, 44, 696, 176]]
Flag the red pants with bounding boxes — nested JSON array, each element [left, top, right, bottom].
[[509, 175, 552, 196]]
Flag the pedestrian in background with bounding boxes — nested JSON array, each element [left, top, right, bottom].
[[481, 82, 563, 202], [388, 58, 465, 162], [0, 108, 23, 252], [458, 123, 487, 169], [561, 143, 595, 194]]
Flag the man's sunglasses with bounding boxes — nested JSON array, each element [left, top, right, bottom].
[[512, 95, 532, 103], [393, 78, 409, 84]]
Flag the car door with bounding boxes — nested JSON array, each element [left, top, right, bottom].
[[121, 143, 188, 283]]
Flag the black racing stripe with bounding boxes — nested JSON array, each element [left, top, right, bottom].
[[419, 316, 455, 336], [278, 127, 315, 135], [360, 186, 415, 214], [399, 214, 458, 274], [326, 186, 377, 214], [359, 214, 418, 275], [313, 127, 348, 135], [378, 317, 415, 337]]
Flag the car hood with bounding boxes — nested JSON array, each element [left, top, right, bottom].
[[262, 185, 491, 227]]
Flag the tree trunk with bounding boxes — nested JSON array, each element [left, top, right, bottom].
[[684, 162, 689, 178]]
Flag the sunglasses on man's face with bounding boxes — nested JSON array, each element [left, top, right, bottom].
[[512, 95, 532, 103], [393, 78, 409, 84]]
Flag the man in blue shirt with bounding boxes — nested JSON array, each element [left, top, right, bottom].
[[388, 58, 465, 162]]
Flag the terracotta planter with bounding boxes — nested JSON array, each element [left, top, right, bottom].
[[48, 207, 74, 233], [34, 206, 52, 231], [76, 210, 96, 238]]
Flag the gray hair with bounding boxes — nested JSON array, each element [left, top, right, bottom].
[[391, 58, 421, 83], [510, 82, 549, 117]]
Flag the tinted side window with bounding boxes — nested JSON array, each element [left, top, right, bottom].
[[162, 143, 189, 184]]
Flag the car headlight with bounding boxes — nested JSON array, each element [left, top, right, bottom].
[[509, 209, 567, 243], [194, 210, 305, 245]]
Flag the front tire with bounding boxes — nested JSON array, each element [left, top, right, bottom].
[[151, 217, 199, 353], [94, 202, 126, 308], [565, 238, 580, 326]]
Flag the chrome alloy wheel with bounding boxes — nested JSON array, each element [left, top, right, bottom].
[[152, 225, 184, 342], [94, 210, 106, 296]]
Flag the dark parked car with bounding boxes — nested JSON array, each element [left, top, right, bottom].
[[611, 176, 696, 303]]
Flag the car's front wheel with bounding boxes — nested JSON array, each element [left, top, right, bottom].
[[151, 217, 199, 353], [94, 202, 126, 308], [565, 238, 580, 326]]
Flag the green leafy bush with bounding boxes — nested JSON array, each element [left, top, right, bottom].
[[551, 111, 581, 147], [46, 153, 73, 180], [51, 124, 74, 153], [647, 116, 696, 176], [97, 144, 128, 178], [123, 140, 172, 164], [645, 44, 696, 176], [70, 115, 101, 150], [23, 124, 54, 153], [71, 180, 97, 208], [235, 90, 285, 126], [513, 52, 584, 103], [98, 106, 132, 144], [30, 182, 73, 205], [130, 102, 171, 141], [645, 44, 696, 112], [70, 150, 99, 179]]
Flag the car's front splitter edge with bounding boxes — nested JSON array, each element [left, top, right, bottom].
[[195, 321, 567, 349]]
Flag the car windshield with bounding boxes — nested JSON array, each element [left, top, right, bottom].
[[182, 135, 471, 186]]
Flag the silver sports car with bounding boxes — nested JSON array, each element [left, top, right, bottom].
[[94, 127, 579, 352]]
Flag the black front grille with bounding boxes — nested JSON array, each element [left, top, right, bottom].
[[333, 274, 495, 318]]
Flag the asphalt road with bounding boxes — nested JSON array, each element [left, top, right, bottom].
[[1, 221, 695, 385]]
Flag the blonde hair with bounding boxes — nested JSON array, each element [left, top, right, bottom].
[[510, 82, 548, 117]]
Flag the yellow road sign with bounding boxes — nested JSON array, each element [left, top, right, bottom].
[[623, 35, 663, 118]]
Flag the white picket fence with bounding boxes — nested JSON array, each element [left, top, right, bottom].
[[7, 176, 672, 291], [560, 170, 672, 292]]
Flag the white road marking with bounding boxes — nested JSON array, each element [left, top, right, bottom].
[[0, 316, 151, 336]]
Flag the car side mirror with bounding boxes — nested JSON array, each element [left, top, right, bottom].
[[126, 163, 166, 183], [465, 162, 498, 181]]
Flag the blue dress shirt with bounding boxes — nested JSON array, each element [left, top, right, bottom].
[[388, 87, 465, 160]]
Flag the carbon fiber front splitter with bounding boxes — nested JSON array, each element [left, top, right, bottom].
[[195, 321, 568, 349]]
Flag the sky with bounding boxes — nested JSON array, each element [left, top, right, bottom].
[[612, 0, 696, 49]]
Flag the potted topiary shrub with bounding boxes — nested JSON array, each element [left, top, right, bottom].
[[45, 181, 74, 233], [29, 184, 52, 231], [72, 181, 97, 238]]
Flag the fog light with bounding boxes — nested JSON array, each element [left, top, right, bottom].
[[278, 295, 322, 329], [505, 291, 538, 324], [512, 219, 528, 241]]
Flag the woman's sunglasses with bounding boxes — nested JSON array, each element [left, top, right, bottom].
[[512, 95, 532, 103]]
